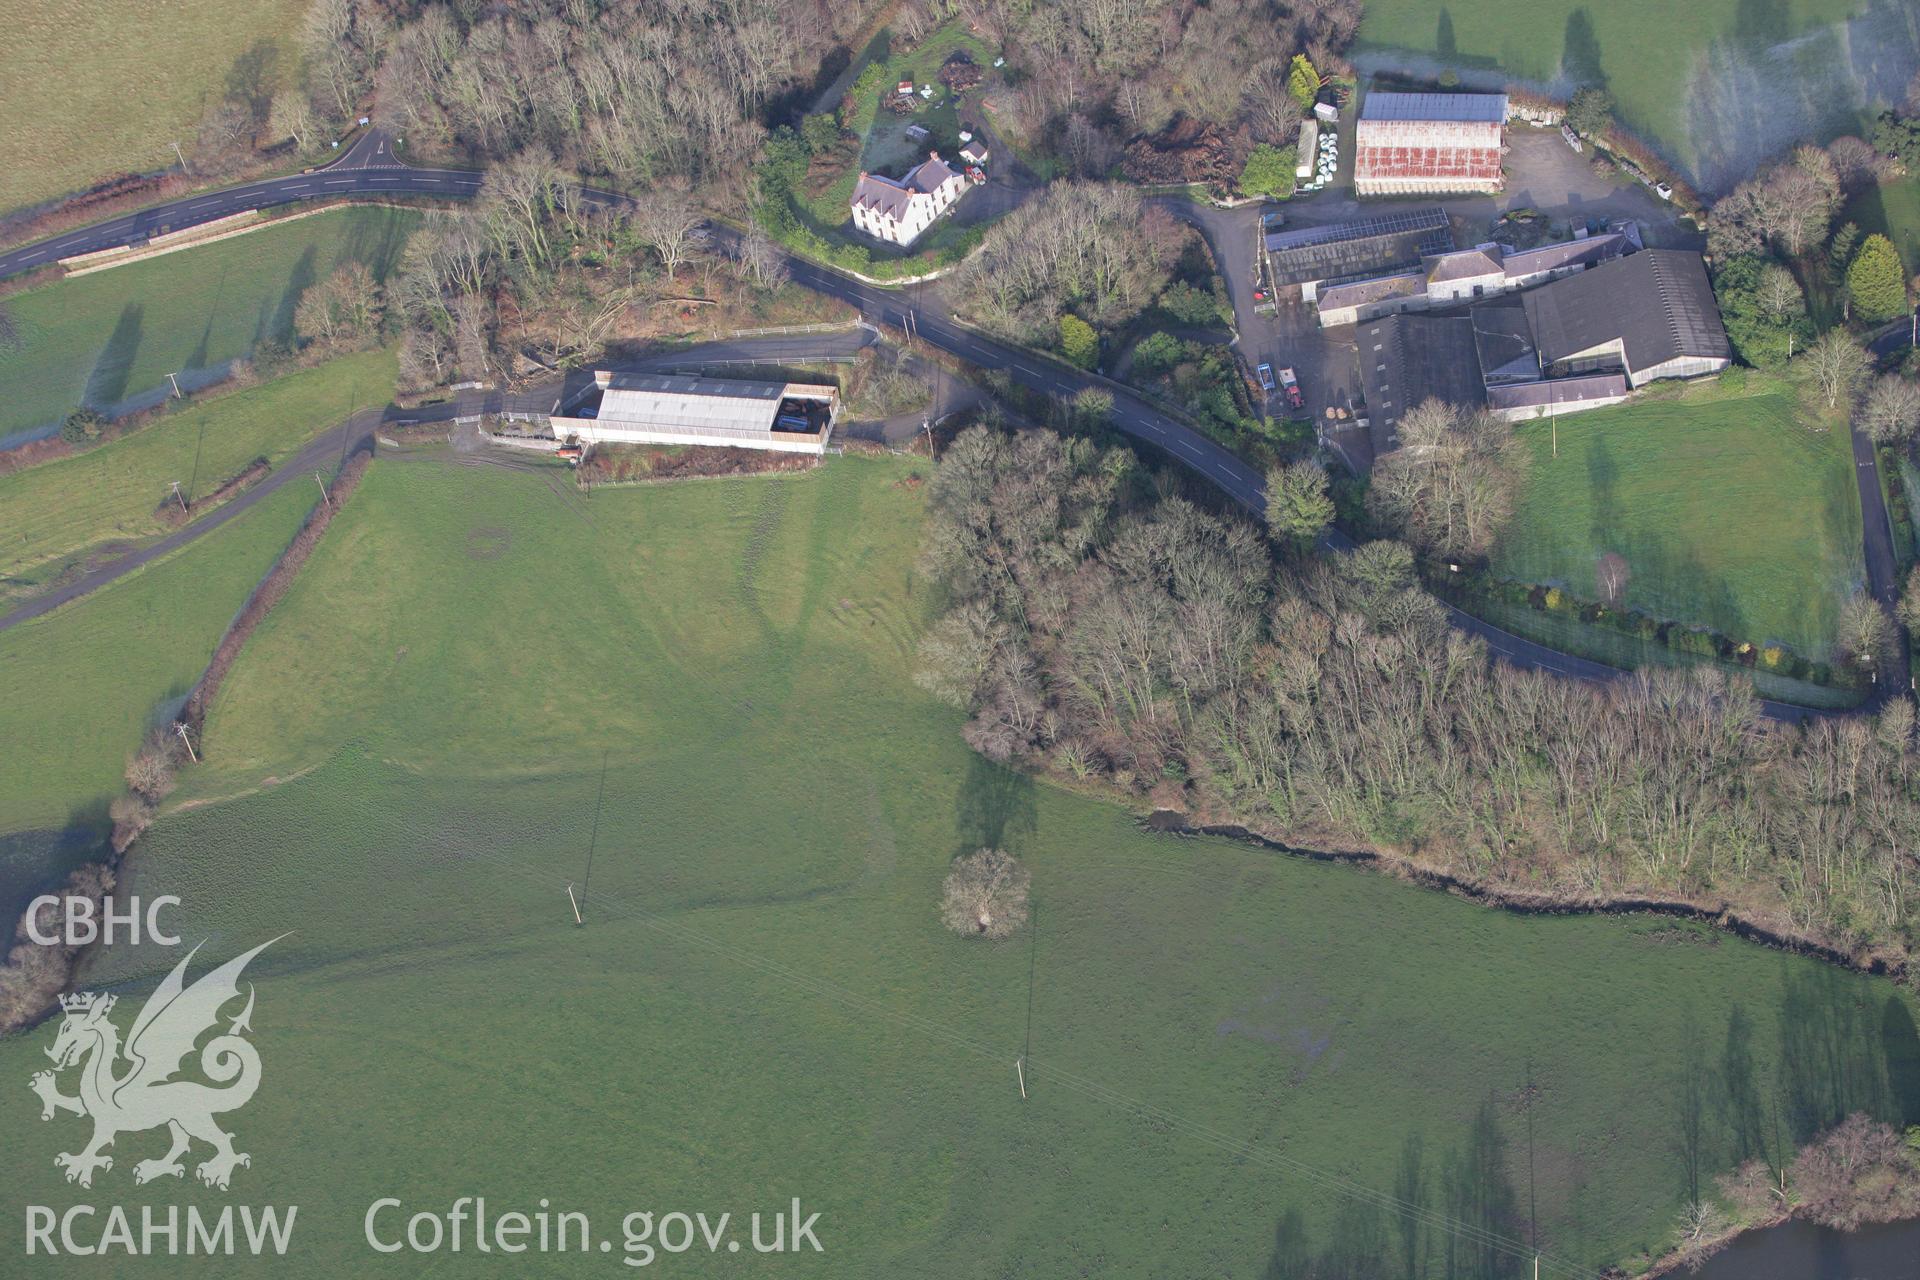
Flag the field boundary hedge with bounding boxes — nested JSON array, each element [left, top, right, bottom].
[[184, 444, 374, 731]]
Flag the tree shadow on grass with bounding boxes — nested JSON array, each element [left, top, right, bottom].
[[223, 40, 281, 124], [1718, 1003, 1768, 1166], [1561, 9, 1605, 88], [953, 752, 1034, 855], [186, 263, 230, 374], [1884, 996, 1920, 1127], [1775, 962, 1894, 1143], [263, 246, 319, 346], [82, 302, 143, 410]]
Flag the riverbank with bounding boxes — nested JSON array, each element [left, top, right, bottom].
[[1643, 1113, 1920, 1278], [1147, 812, 1910, 983]]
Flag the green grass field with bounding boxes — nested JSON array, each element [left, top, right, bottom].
[[1492, 376, 1862, 658], [1, 454, 1911, 1276], [0, 479, 316, 834], [1355, 0, 1883, 188], [0, 207, 418, 440], [0, 0, 309, 213], [0, 349, 395, 596]]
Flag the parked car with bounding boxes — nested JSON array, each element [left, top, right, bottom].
[[1256, 362, 1277, 393], [1278, 367, 1303, 410]]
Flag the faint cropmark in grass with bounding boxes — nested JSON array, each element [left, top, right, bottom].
[[733, 482, 791, 628], [464, 526, 511, 561]]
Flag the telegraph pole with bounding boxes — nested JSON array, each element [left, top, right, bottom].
[[169, 141, 189, 174], [314, 472, 332, 511], [173, 722, 199, 764], [166, 372, 184, 399], [168, 480, 188, 516]]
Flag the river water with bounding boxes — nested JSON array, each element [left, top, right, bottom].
[[1691, 1216, 1920, 1279]]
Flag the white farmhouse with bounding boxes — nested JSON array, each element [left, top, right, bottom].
[[850, 152, 968, 247]]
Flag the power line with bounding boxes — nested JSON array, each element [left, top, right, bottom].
[[581, 749, 609, 912], [439, 829, 1598, 1278]]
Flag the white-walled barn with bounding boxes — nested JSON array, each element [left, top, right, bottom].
[[552, 373, 840, 455]]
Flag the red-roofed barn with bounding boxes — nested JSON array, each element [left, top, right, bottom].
[[1354, 92, 1507, 197]]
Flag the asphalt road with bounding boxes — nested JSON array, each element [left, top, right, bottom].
[[0, 134, 1886, 719]]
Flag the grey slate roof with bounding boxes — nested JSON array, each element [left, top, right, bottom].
[[1356, 313, 1488, 452], [1470, 303, 1540, 384], [852, 153, 960, 224], [1426, 245, 1505, 282], [1520, 250, 1729, 373], [1486, 373, 1629, 411], [1360, 92, 1508, 123], [1266, 207, 1453, 287], [1499, 231, 1626, 279], [1316, 271, 1425, 315]]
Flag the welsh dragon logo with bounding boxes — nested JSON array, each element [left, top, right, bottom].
[[29, 938, 280, 1190]]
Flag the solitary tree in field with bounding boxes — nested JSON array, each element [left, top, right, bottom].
[[1265, 459, 1334, 551], [1847, 233, 1908, 323], [941, 848, 1030, 940], [1804, 330, 1871, 410]]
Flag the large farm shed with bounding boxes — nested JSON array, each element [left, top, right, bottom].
[[1354, 92, 1507, 197], [1520, 250, 1730, 387], [552, 373, 840, 455]]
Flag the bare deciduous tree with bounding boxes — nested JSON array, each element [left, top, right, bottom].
[[736, 224, 788, 291], [268, 89, 318, 152], [632, 191, 704, 283], [1596, 552, 1631, 603], [1860, 375, 1920, 445], [1755, 264, 1806, 326], [1836, 591, 1896, 673], [1366, 399, 1519, 561], [1805, 330, 1871, 410]]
